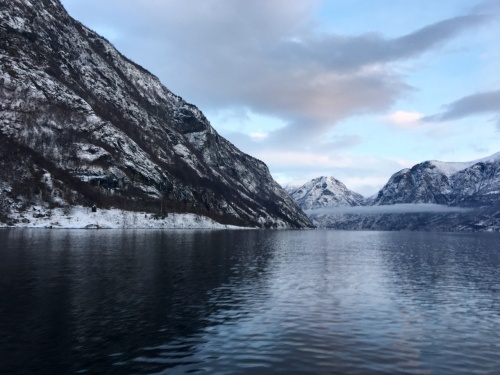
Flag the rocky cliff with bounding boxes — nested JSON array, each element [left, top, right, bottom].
[[0, 0, 313, 228]]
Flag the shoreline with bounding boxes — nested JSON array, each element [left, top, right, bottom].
[[0, 206, 252, 230]]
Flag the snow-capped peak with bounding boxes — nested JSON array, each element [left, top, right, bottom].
[[430, 151, 500, 177], [289, 176, 365, 210]]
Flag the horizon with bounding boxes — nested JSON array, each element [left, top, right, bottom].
[[60, 0, 500, 196]]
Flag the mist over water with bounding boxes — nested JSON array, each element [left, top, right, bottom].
[[1, 229, 499, 374], [306, 203, 472, 215]]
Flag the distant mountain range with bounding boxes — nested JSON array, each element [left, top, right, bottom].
[[288, 152, 500, 232], [0, 0, 312, 228]]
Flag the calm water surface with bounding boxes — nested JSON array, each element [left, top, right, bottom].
[[0, 229, 499, 374]]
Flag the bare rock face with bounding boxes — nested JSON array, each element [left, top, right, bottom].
[[0, 0, 313, 228]]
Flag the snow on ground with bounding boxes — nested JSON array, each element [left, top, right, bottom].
[[1, 206, 251, 229]]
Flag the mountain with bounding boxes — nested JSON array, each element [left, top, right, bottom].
[[289, 176, 365, 210], [288, 153, 500, 232], [373, 152, 500, 207], [0, 0, 313, 228], [281, 183, 300, 195]]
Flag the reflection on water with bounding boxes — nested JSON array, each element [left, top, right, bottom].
[[0, 229, 499, 374]]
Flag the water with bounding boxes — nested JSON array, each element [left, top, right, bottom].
[[0, 229, 499, 374]]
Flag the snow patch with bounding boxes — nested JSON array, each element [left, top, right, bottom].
[[430, 152, 500, 177], [76, 143, 110, 162]]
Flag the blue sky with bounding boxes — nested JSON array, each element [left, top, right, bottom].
[[61, 0, 500, 196]]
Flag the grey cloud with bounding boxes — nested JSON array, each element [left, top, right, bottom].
[[393, 15, 487, 59], [424, 89, 500, 123], [317, 135, 363, 151], [306, 204, 471, 216], [471, 0, 500, 15], [284, 15, 487, 72]]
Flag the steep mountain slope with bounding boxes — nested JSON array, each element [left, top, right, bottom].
[[373, 152, 500, 207], [289, 176, 365, 210], [0, 0, 312, 228]]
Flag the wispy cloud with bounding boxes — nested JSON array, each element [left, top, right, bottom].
[[424, 89, 500, 126], [287, 15, 487, 73]]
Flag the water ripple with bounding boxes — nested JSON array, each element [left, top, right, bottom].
[[1, 230, 500, 374]]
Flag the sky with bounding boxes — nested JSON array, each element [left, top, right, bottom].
[[60, 0, 500, 197]]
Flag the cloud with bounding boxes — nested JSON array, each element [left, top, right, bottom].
[[255, 151, 349, 168], [59, 0, 498, 197], [247, 150, 417, 197], [61, 0, 489, 146], [385, 110, 424, 129], [471, 0, 500, 15], [306, 203, 471, 216], [424, 89, 500, 131], [286, 14, 487, 73], [425, 89, 500, 122], [248, 131, 268, 140]]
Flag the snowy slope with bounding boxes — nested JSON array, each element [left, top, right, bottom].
[[431, 151, 500, 177], [1, 205, 252, 229], [0, 0, 312, 228], [373, 152, 500, 207], [289, 176, 365, 210]]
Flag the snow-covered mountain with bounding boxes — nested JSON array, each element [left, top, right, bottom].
[[281, 183, 300, 195], [373, 152, 500, 207], [0, 0, 313, 228], [289, 176, 365, 210], [287, 153, 500, 231]]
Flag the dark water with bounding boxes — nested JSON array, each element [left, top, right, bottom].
[[1, 229, 499, 374]]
